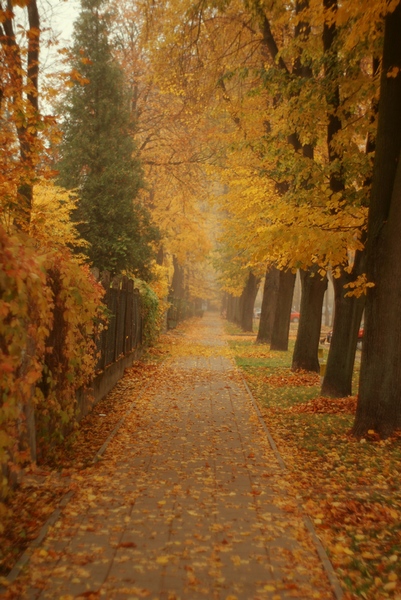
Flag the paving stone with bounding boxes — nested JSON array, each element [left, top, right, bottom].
[[14, 313, 337, 600]]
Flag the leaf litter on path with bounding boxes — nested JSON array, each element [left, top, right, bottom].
[[3, 315, 337, 599]]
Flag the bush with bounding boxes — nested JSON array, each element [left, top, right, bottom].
[[134, 279, 161, 346], [0, 228, 51, 499], [0, 226, 104, 497], [34, 254, 104, 460]]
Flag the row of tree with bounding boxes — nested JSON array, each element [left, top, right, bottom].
[[2, 0, 401, 437], [0, 0, 215, 486], [129, 0, 401, 437], [1, 0, 215, 300]]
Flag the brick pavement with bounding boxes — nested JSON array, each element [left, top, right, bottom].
[[7, 313, 340, 600]]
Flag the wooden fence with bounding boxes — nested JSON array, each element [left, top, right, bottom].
[[2, 274, 145, 493], [78, 273, 144, 420], [95, 274, 142, 372]]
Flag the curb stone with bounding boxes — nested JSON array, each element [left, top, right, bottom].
[[240, 372, 344, 600], [1, 378, 153, 594]]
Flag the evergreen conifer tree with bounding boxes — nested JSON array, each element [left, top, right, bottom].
[[57, 0, 157, 277]]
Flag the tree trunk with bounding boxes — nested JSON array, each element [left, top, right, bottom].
[[171, 255, 185, 298], [270, 270, 296, 351], [240, 272, 260, 332], [323, 286, 331, 326], [226, 294, 235, 322], [353, 4, 401, 437], [321, 252, 365, 397], [233, 295, 241, 326], [1, 0, 40, 229], [226, 294, 241, 325], [257, 265, 279, 344], [354, 156, 401, 436], [292, 267, 327, 372]]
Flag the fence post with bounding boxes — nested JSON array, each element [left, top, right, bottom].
[[111, 276, 121, 363], [96, 271, 111, 372], [125, 279, 134, 354]]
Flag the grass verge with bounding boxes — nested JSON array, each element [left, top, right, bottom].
[[227, 325, 401, 600]]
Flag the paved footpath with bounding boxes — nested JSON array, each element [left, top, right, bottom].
[[7, 313, 339, 600]]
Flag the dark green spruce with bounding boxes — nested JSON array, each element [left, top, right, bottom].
[[57, 0, 158, 277]]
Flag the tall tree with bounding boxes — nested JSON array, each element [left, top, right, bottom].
[[0, 0, 40, 229], [239, 271, 260, 332], [318, 0, 369, 396], [353, 2, 401, 437], [270, 270, 296, 351], [109, 0, 213, 298], [292, 268, 327, 372], [256, 265, 279, 344], [57, 0, 157, 277]]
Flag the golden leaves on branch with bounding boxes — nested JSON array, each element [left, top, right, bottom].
[[344, 273, 375, 298]]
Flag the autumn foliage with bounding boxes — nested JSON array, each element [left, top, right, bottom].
[[0, 226, 104, 498], [0, 0, 166, 503]]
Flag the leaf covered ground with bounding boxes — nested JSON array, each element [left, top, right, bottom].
[[1, 316, 337, 599], [2, 317, 401, 600], [0, 350, 165, 578], [227, 323, 401, 600]]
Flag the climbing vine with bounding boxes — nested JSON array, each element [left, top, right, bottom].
[[0, 226, 104, 497]]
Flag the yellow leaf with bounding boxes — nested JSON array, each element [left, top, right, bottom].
[[384, 581, 397, 591], [387, 66, 400, 78], [333, 543, 353, 556]]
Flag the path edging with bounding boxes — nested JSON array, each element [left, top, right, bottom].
[[1, 378, 153, 592], [240, 374, 344, 600]]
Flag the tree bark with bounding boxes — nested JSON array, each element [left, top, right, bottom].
[[0, 0, 40, 228], [353, 3, 401, 437], [226, 294, 234, 322], [171, 255, 185, 299], [240, 271, 260, 332], [323, 0, 344, 196], [270, 270, 296, 351], [321, 251, 365, 397], [292, 267, 327, 372], [226, 293, 241, 325], [256, 265, 279, 344]]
